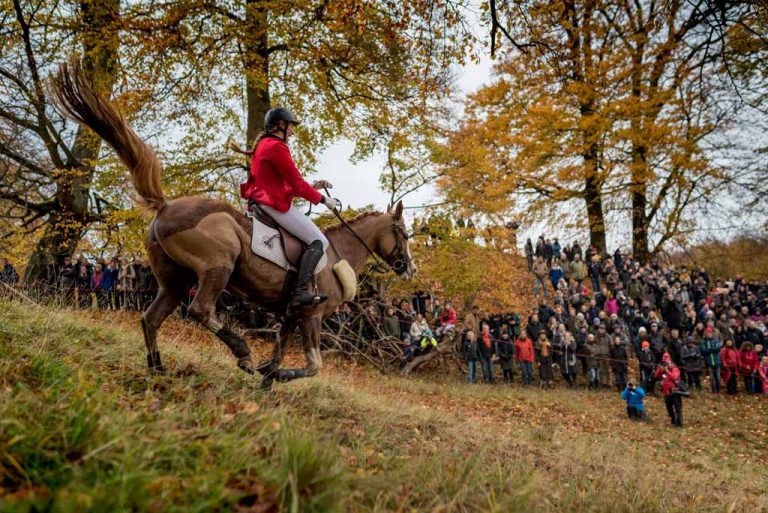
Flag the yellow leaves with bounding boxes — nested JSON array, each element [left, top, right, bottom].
[[388, 232, 531, 311]]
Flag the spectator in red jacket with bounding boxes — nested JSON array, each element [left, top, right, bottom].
[[435, 300, 457, 338], [653, 354, 684, 427], [721, 339, 740, 395], [239, 107, 340, 309], [515, 335, 535, 386], [738, 342, 760, 394], [758, 356, 768, 395]]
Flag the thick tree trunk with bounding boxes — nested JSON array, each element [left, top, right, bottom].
[[24, 0, 119, 282], [565, 0, 607, 256], [581, 103, 607, 255], [583, 171, 607, 255], [244, 0, 271, 147], [629, 55, 650, 264], [631, 146, 650, 263]]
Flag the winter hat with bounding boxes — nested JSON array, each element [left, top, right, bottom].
[[705, 327, 714, 334], [593, 318, 601, 325], [641, 341, 650, 350], [638, 327, 647, 334]]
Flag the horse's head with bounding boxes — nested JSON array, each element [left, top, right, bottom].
[[378, 201, 417, 280]]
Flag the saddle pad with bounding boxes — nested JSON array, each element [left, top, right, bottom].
[[248, 213, 327, 275]]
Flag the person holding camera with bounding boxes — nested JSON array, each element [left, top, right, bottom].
[[620, 382, 648, 421], [653, 353, 684, 428]]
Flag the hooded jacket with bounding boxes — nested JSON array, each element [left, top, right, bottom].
[[699, 337, 722, 367]]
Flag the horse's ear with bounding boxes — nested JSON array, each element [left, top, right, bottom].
[[393, 200, 403, 220], [386, 203, 392, 214]]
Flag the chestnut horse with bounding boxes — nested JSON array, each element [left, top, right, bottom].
[[50, 58, 416, 388]]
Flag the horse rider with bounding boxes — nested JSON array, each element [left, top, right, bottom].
[[239, 107, 340, 308]]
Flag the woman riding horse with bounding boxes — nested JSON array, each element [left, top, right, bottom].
[[49, 57, 416, 386], [238, 107, 340, 309]]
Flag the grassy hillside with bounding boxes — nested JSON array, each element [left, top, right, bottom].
[[1, 300, 767, 512]]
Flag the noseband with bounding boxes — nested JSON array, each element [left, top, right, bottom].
[[385, 222, 412, 275]]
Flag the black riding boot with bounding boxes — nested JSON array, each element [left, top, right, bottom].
[[289, 240, 328, 309]]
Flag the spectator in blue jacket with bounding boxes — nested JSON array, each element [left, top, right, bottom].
[[699, 330, 722, 393], [620, 382, 647, 421], [549, 261, 564, 290], [552, 238, 561, 260], [101, 258, 119, 309]]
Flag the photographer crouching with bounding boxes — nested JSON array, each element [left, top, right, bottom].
[[620, 381, 649, 421]]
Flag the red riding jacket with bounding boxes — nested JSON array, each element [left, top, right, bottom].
[[239, 135, 322, 212]]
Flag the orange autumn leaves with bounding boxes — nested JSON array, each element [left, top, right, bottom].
[[436, 0, 759, 258]]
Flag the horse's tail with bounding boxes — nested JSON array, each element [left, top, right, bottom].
[[49, 57, 165, 211]]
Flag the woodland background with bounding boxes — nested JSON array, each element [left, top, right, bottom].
[[2, 0, 768, 304]]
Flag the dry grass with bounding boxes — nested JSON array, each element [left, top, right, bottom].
[[1, 300, 767, 512]]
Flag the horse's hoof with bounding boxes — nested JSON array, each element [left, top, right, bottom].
[[276, 368, 307, 382], [260, 375, 274, 391], [147, 352, 165, 374], [237, 356, 255, 374], [255, 359, 277, 376], [148, 365, 166, 375]]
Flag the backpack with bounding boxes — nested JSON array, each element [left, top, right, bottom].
[[672, 379, 691, 398]]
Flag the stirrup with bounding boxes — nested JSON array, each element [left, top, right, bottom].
[[289, 290, 328, 309]]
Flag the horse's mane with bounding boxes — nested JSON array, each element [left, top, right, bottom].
[[323, 210, 384, 234]]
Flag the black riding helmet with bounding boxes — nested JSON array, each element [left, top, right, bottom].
[[264, 107, 300, 130]]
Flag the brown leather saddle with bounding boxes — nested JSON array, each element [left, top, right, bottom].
[[247, 202, 305, 269]]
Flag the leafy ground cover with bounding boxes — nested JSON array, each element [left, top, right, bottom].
[[1, 300, 767, 512]]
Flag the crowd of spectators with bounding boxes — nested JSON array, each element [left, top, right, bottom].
[[479, 236, 766, 426], [19, 255, 159, 311], [3, 235, 768, 420], [320, 234, 768, 427]]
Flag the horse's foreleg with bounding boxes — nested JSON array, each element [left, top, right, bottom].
[[188, 266, 254, 373], [273, 317, 323, 383], [141, 288, 180, 373], [301, 317, 323, 377], [258, 322, 292, 389]]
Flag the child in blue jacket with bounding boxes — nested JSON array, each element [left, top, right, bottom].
[[620, 382, 648, 421]]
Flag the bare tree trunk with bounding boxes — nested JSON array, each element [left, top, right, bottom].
[[584, 169, 607, 255], [630, 149, 650, 263], [581, 105, 607, 255], [565, 0, 607, 256], [401, 340, 452, 375], [629, 51, 650, 264], [25, 0, 120, 282], [244, 0, 271, 147]]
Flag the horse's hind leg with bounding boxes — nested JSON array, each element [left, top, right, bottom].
[[141, 289, 180, 373], [187, 266, 255, 374], [143, 226, 189, 373]]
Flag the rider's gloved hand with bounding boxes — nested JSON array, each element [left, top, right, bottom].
[[313, 180, 333, 190], [322, 195, 341, 212]]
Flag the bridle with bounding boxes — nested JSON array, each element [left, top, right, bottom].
[[318, 191, 413, 276], [385, 221, 412, 276]]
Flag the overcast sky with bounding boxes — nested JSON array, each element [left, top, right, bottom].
[[312, 52, 494, 215]]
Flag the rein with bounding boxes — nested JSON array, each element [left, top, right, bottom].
[[328, 207, 390, 274], [319, 188, 411, 276]]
